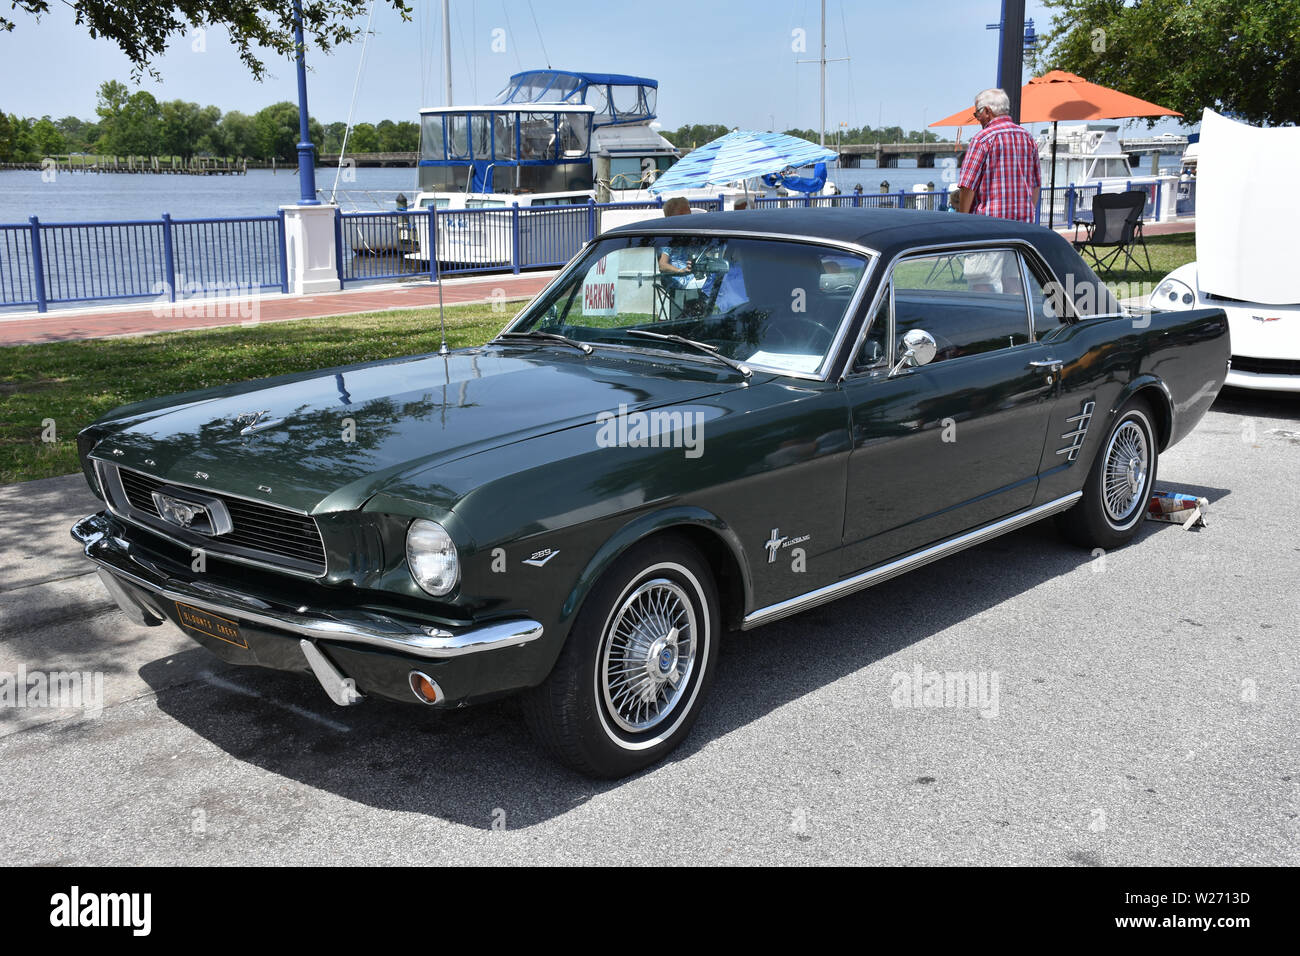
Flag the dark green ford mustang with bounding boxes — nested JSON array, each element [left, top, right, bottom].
[[72, 208, 1229, 777]]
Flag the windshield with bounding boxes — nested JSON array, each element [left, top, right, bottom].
[[509, 235, 869, 375]]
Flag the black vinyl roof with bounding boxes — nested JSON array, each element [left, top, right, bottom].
[[603, 207, 1118, 316]]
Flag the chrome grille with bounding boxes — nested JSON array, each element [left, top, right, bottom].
[[1230, 355, 1300, 376], [111, 465, 326, 575]]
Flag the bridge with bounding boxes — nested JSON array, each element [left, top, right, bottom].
[[316, 152, 418, 168], [835, 143, 960, 168], [1117, 137, 1188, 153]]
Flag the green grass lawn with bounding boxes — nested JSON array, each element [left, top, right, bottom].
[[1073, 229, 1194, 296], [0, 232, 1196, 486], [0, 303, 507, 484]]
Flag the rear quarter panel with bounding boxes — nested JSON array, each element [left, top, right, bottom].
[[1035, 307, 1229, 506]]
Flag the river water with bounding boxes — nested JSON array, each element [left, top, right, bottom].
[[0, 152, 1185, 224]]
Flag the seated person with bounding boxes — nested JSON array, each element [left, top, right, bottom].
[[658, 198, 703, 289]]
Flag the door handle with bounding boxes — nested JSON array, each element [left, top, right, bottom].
[[1027, 358, 1063, 369]]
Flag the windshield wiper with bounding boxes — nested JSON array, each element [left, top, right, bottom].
[[625, 329, 752, 378], [493, 330, 593, 355]]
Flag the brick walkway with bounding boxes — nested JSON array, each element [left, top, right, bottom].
[[0, 272, 557, 346]]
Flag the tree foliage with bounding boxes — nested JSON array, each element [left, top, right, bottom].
[[2, 1, 411, 80], [4, 78, 418, 161], [1033, 0, 1300, 127], [663, 123, 941, 148], [253, 101, 322, 162]]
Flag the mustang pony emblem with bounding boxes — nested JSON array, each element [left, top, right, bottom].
[[235, 409, 285, 436], [150, 488, 233, 536]]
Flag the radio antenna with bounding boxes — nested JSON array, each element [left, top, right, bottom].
[[436, 240, 449, 355]]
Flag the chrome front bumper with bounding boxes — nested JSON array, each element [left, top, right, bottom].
[[71, 512, 543, 661]]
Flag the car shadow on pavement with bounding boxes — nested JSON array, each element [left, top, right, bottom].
[[135, 509, 1229, 830], [1212, 386, 1300, 420]]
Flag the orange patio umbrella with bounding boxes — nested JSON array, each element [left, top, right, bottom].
[[930, 71, 1182, 225]]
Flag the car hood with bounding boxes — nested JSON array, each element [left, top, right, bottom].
[[89, 346, 745, 514]]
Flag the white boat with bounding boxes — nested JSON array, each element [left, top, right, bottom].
[[405, 70, 748, 267], [1039, 123, 1155, 222], [1176, 133, 1198, 216], [329, 189, 414, 255]]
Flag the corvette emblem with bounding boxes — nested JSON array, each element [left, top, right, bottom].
[[1251, 315, 1281, 323]]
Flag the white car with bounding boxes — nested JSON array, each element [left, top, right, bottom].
[[1151, 262, 1300, 391]]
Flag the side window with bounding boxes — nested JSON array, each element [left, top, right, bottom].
[[854, 286, 891, 371], [890, 249, 1032, 363], [1022, 258, 1069, 337]]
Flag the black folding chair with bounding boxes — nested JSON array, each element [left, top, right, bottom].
[[1072, 190, 1153, 275]]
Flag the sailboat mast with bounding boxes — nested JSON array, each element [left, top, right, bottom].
[[442, 0, 453, 107], [819, 0, 826, 146]]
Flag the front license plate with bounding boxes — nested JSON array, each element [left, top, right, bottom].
[[175, 602, 247, 648]]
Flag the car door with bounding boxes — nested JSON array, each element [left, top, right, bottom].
[[839, 245, 1061, 574]]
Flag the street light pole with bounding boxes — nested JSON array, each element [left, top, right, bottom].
[[293, 0, 319, 205]]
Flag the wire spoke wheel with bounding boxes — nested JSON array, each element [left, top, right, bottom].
[[600, 578, 698, 734], [1101, 419, 1150, 525]]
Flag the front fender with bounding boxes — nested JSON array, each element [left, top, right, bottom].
[[561, 505, 753, 633]]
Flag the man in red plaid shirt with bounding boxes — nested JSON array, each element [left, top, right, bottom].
[[957, 88, 1041, 222]]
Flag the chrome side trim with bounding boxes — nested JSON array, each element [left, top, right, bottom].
[[72, 512, 543, 660], [741, 492, 1083, 629], [1056, 401, 1096, 460]]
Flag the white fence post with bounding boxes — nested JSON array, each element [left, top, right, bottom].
[[280, 203, 341, 294]]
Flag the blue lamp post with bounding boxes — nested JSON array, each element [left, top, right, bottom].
[[293, 0, 319, 205], [985, 0, 1028, 122]]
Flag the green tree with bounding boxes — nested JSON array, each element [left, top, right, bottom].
[[208, 110, 257, 158], [159, 99, 211, 159], [663, 124, 731, 148], [321, 120, 348, 153], [7, 115, 36, 160], [0, 111, 15, 162], [253, 101, 323, 161], [1034, 0, 1300, 127], [2, 2, 412, 80], [392, 120, 418, 151], [55, 115, 99, 152], [346, 121, 378, 152], [108, 91, 163, 155], [30, 115, 65, 155]]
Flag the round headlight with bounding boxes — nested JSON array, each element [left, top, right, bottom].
[[406, 519, 459, 597], [1151, 278, 1197, 311]]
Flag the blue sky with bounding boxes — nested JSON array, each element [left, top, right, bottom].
[[0, 0, 1185, 136]]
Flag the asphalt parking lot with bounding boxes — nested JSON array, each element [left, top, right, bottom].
[[1, 387, 1296, 866]]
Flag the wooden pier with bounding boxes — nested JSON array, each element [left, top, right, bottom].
[[1, 156, 247, 175]]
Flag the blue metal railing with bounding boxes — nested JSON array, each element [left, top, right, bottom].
[[1036, 179, 1166, 228], [0, 212, 287, 311], [0, 223, 40, 309], [336, 209, 434, 284], [754, 190, 950, 211], [4, 181, 1182, 309]]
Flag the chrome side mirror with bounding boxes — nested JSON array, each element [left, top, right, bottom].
[[889, 328, 938, 377]]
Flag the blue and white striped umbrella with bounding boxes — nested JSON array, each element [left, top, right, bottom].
[[648, 130, 837, 195]]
